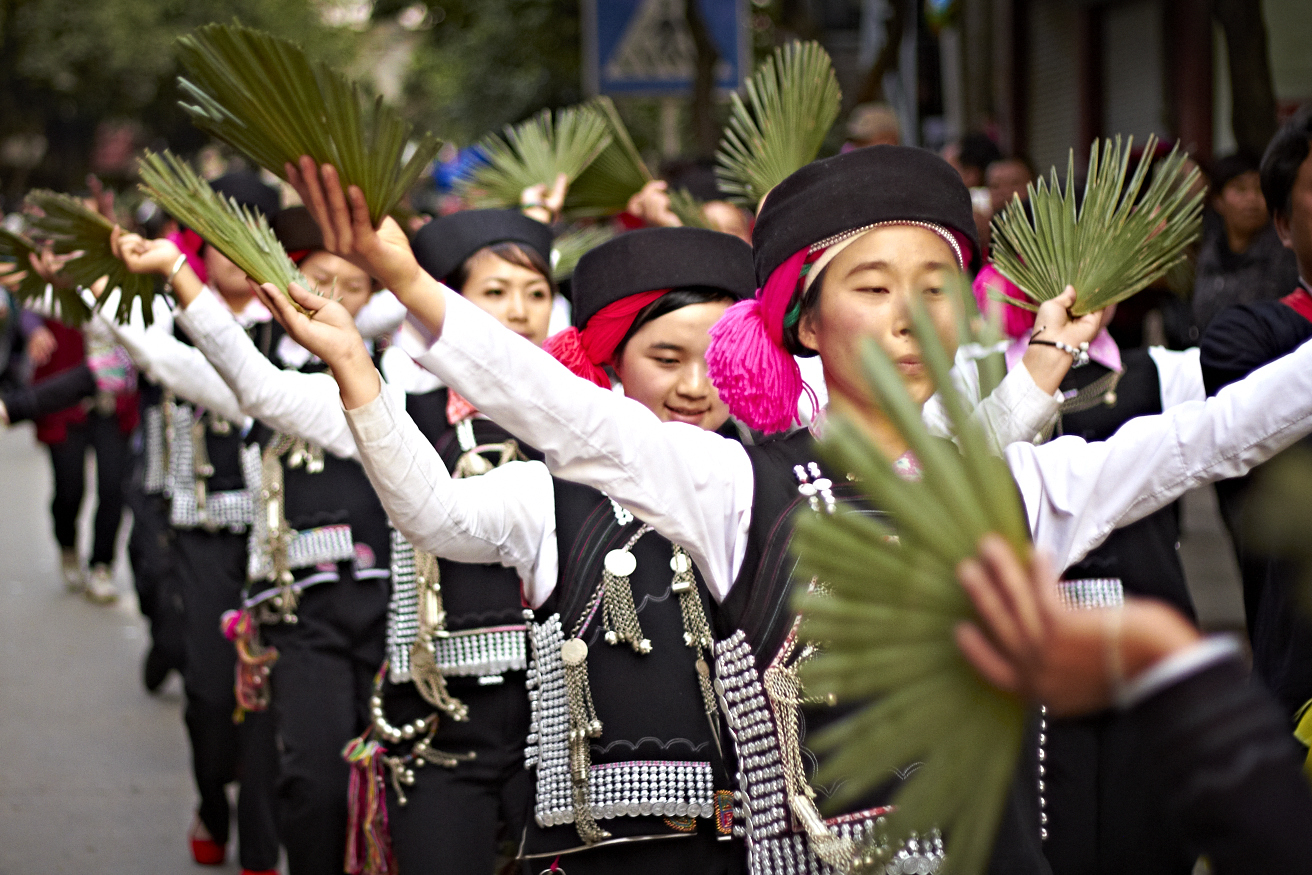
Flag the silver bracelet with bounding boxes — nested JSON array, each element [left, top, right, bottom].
[[164, 253, 187, 293], [1029, 336, 1090, 366]]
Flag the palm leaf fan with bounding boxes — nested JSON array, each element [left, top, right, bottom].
[[563, 96, 654, 219], [137, 151, 312, 312], [0, 225, 51, 306], [175, 22, 441, 225], [550, 224, 617, 283], [25, 190, 153, 326], [790, 297, 1029, 875], [457, 105, 612, 209], [715, 40, 842, 209], [989, 135, 1204, 316]]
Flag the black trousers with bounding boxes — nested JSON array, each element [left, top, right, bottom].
[[263, 573, 390, 875], [175, 528, 281, 871], [123, 461, 186, 671], [46, 410, 128, 566], [1043, 712, 1195, 875], [381, 675, 533, 875], [519, 827, 744, 875]]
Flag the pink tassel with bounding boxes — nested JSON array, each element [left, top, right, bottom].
[[342, 733, 396, 875], [706, 247, 811, 434], [544, 327, 611, 388], [707, 299, 803, 433], [221, 609, 276, 722]]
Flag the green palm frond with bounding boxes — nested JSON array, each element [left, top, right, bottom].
[[667, 187, 714, 229], [990, 135, 1204, 316], [0, 225, 50, 305], [137, 150, 311, 310], [715, 40, 842, 209], [175, 22, 441, 225], [457, 105, 613, 209], [791, 298, 1028, 874], [563, 96, 653, 219], [26, 191, 153, 326], [550, 224, 617, 282]]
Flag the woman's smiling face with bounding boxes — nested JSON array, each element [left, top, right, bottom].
[[614, 300, 733, 431], [797, 224, 961, 410]]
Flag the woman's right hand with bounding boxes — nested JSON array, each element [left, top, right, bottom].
[[625, 180, 682, 228], [251, 280, 380, 410]]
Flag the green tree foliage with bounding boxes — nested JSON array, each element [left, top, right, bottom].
[[387, 0, 581, 147], [0, 0, 353, 199]]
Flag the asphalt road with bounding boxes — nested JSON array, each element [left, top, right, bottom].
[[0, 419, 1247, 874]]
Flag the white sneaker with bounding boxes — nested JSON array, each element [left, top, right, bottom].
[[84, 564, 118, 605], [60, 548, 84, 593]]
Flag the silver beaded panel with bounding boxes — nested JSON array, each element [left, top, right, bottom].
[[386, 530, 421, 681], [714, 631, 946, 875], [243, 443, 356, 582], [142, 405, 167, 495], [1057, 578, 1124, 610], [166, 404, 252, 532], [524, 614, 713, 829], [386, 533, 529, 684]]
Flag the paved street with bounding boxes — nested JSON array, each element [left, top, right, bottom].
[[0, 424, 246, 875], [0, 419, 1247, 874]]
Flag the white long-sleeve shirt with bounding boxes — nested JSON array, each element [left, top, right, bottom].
[[175, 286, 428, 462], [344, 284, 1312, 608], [95, 289, 248, 426]]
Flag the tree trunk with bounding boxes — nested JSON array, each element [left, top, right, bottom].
[[1211, 0, 1277, 157], [685, 0, 721, 157]]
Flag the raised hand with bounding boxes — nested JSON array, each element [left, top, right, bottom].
[[1022, 285, 1108, 394], [520, 172, 568, 225], [109, 226, 181, 276], [285, 157, 420, 293], [625, 180, 682, 228], [251, 280, 380, 410], [953, 534, 1200, 717]]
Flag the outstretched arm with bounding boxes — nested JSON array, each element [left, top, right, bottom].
[[1008, 332, 1312, 571], [257, 280, 559, 604]]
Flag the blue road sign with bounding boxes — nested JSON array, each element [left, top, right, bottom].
[[583, 0, 748, 97]]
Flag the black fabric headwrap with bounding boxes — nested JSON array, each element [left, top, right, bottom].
[[412, 209, 553, 285], [271, 206, 323, 252], [210, 172, 280, 219], [570, 227, 755, 329], [752, 145, 981, 284]]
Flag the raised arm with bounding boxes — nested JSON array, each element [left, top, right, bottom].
[[284, 159, 756, 600], [1007, 332, 1312, 571], [95, 290, 247, 425], [174, 287, 360, 460]]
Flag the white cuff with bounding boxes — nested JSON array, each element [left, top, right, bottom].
[[1115, 635, 1244, 710]]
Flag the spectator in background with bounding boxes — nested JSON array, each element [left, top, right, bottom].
[[987, 155, 1036, 216], [943, 132, 1004, 247], [1192, 152, 1300, 332], [843, 102, 900, 150]]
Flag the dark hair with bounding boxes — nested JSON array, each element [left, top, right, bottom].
[[1261, 103, 1312, 219], [957, 132, 1002, 175], [783, 267, 828, 357], [988, 154, 1037, 182], [1209, 152, 1261, 196], [447, 241, 557, 297], [614, 287, 736, 360]]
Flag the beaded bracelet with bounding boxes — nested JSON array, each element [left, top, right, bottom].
[[1029, 337, 1090, 367]]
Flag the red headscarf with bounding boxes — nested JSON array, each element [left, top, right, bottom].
[[544, 289, 669, 387]]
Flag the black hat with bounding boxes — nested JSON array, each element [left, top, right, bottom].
[[210, 171, 280, 219], [571, 227, 755, 328], [1209, 152, 1260, 194], [412, 209, 553, 285], [271, 206, 323, 252], [753, 145, 981, 283]]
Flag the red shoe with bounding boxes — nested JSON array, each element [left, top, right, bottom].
[[188, 817, 226, 866]]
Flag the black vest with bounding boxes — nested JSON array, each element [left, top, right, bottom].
[[1056, 349, 1193, 618], [521, 477, 733, 858]]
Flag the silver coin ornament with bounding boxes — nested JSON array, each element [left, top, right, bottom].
[[561, 637, 589, 666], [604, 549, 637, 577]]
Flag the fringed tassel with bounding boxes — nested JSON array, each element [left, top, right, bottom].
[[408, 550, 469, 721], [599, 528, 653, 654], [221, 609, 277, 722], [342, 731, 397, 875], [560, 637, 609, 843], [706, 296, 804, 434], [671, 546, 722, 754]]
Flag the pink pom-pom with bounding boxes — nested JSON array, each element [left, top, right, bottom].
[[707, 298, 803, 433], [973, 265, 1036, 340], [220, 609, 243, 642], [544, 327, 611, 388]]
